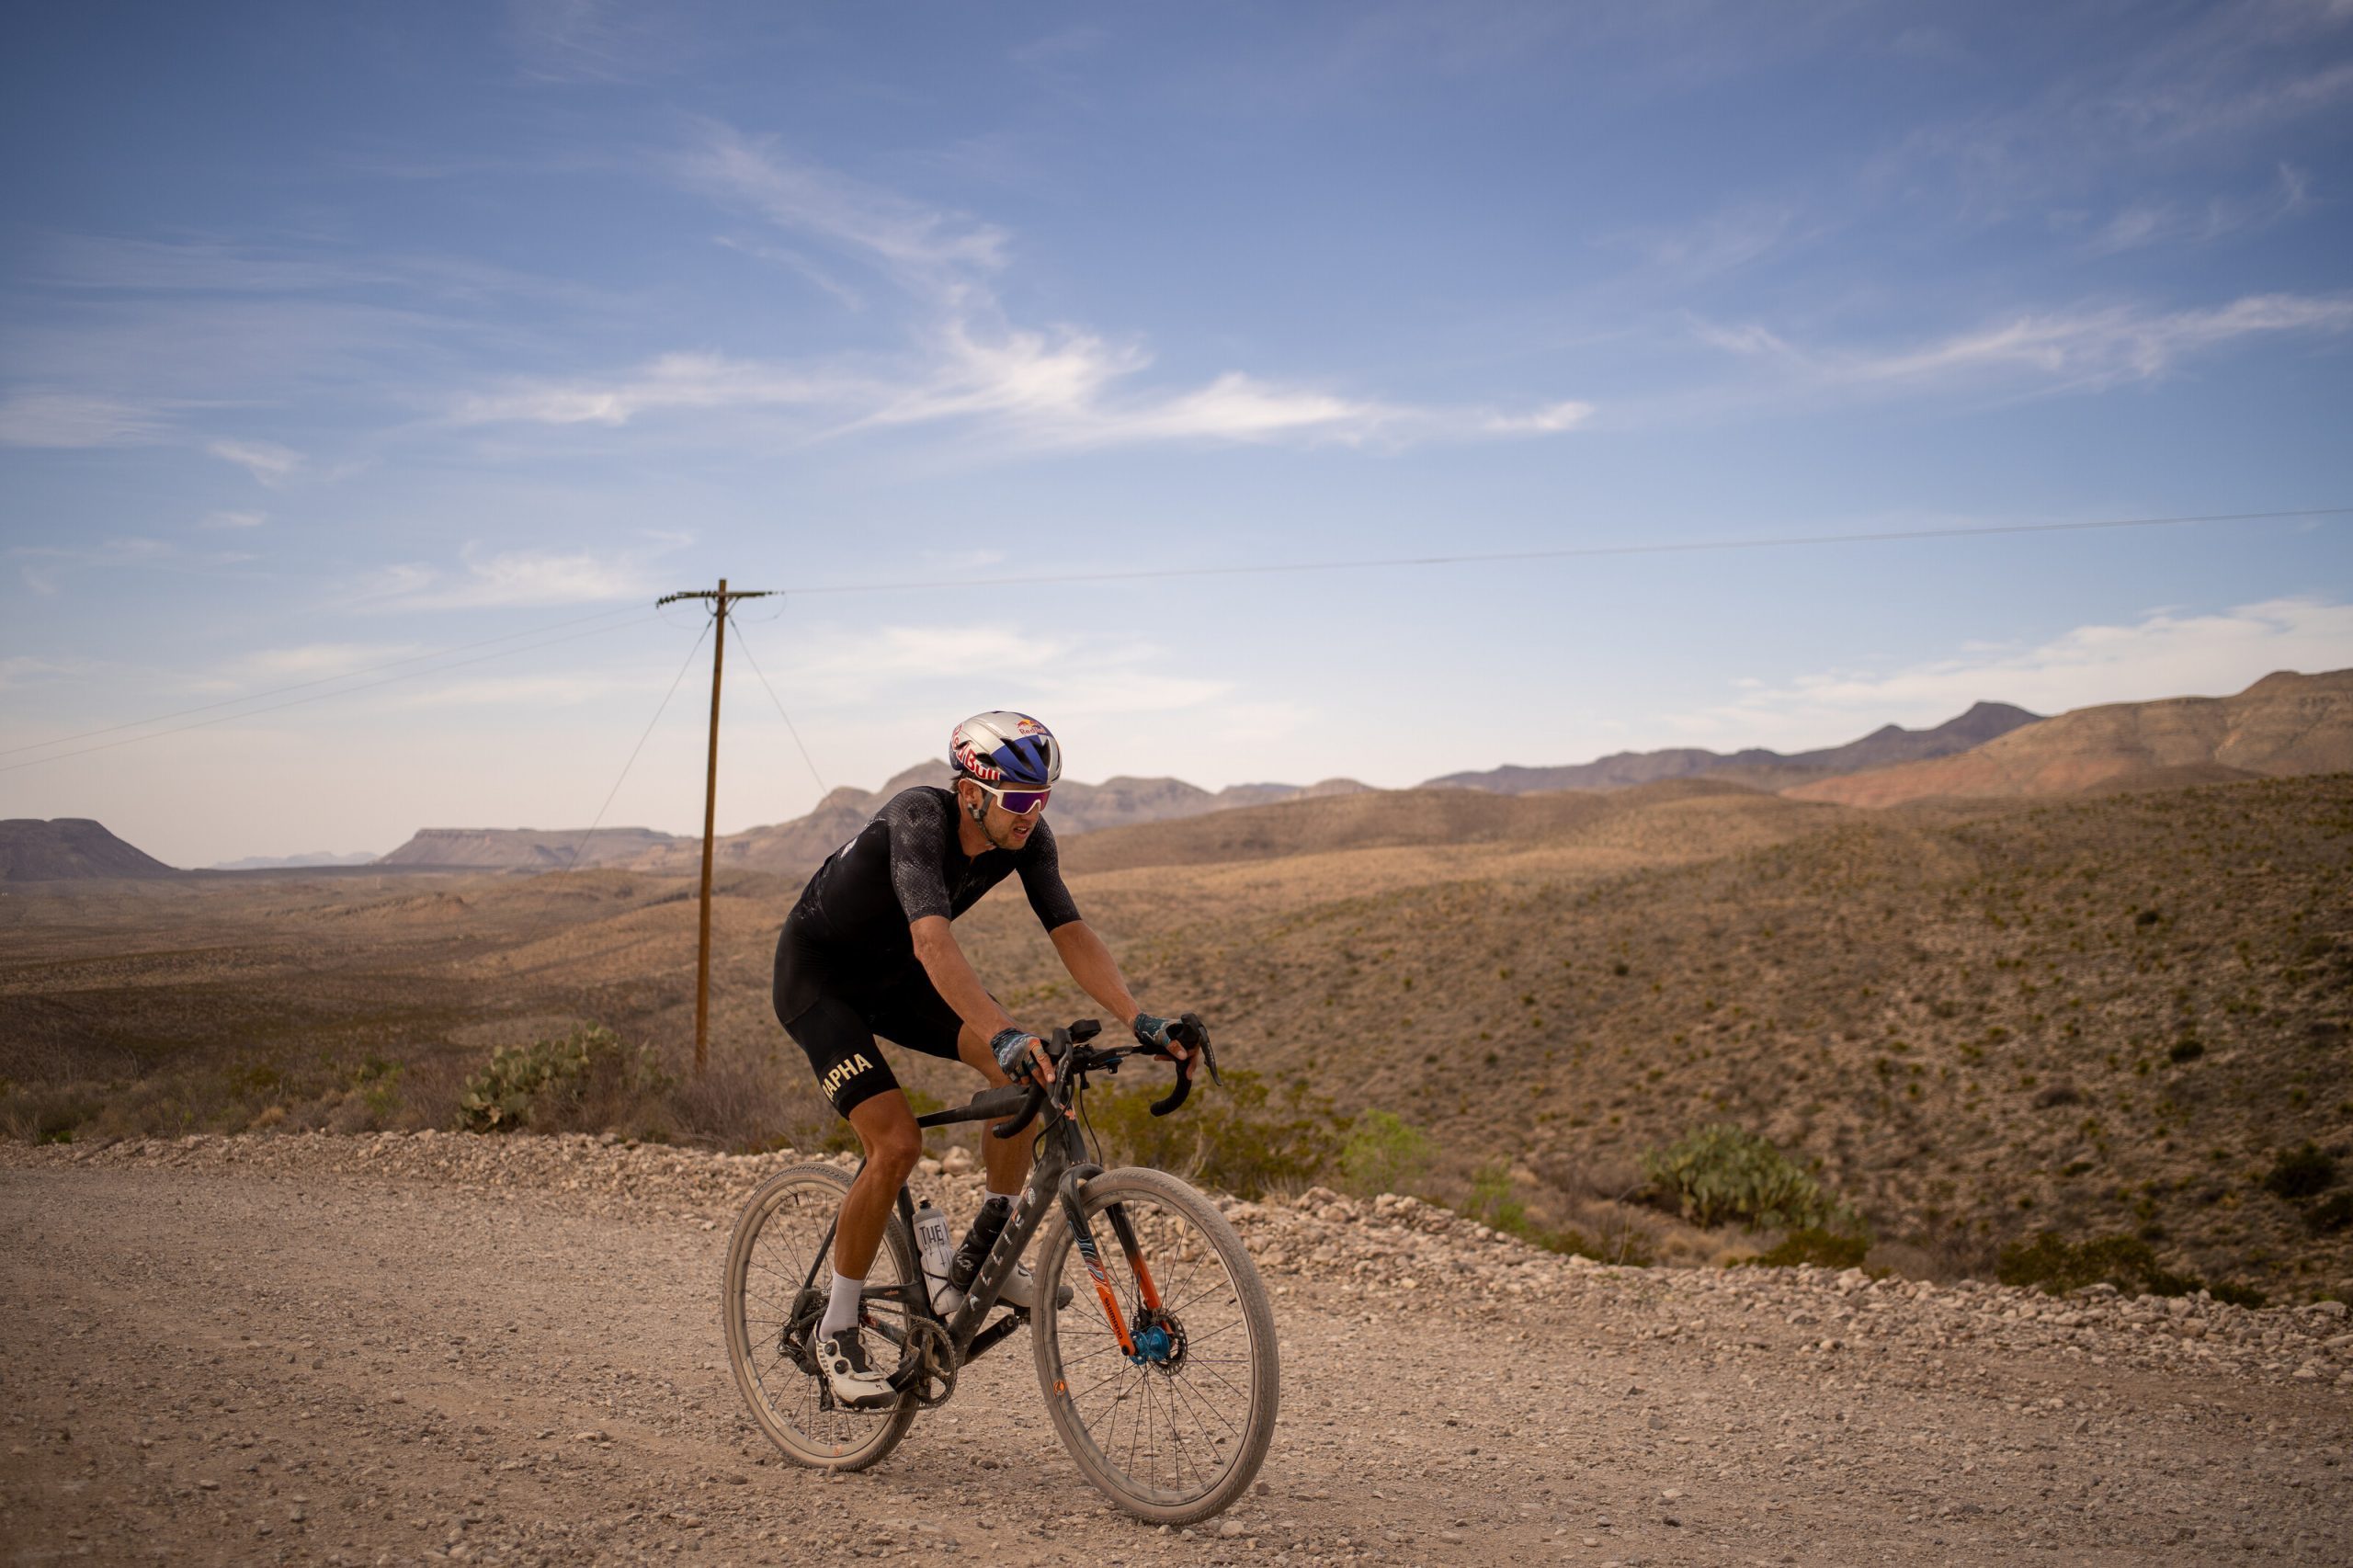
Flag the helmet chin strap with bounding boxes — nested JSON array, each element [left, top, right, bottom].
[[962, 784, 1008, 846]]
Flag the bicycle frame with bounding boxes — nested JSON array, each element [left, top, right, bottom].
[[792, 1023, 1189, 1398]]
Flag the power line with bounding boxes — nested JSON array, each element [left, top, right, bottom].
[[727, 608, 829, 797], [779, 506, 2352, 597], [0, 601, 653, 759], [0, 613, 667, 775], [559, 617, 712, 874]]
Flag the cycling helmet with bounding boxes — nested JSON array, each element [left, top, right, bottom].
[[950, 710, 1062, 787]]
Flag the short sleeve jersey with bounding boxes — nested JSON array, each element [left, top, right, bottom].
[[788, 786, 1082, 980]]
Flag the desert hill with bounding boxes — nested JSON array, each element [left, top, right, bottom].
[[378, 762, 1376, 875], [1005, 772, 2352, 1298], [0, 818, 177, 882], [5, 770, 2347, 1301], [1056, 775, 1825, 877], [209, 850, 380, 871], [375, 825, 681, 870], [1424, 700, 2040, 794], [1787, 668, 2353, 807]]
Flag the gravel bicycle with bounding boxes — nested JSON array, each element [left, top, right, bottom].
[[721, 1016, 1279, 1524]]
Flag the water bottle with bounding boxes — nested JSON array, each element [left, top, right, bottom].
[[914, 1199, 959, 1312]]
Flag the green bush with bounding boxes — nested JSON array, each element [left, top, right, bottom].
[[1460, 1159, 1630, 1263], [454, 1026, 669, 1134], [1643, 1123, 1855, 1232], [1992, 1230, 2270, 1303], [1336, 1110, 1432, 1198], [2261, 1142, 2338, 1201], [1086, 1069, 1344, 1199], [2308, 1191, 2353, 1234], [1734, 1228, 1872, 1270]]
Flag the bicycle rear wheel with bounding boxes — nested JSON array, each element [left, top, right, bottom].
[[1030, 1166, 1279, 1525], [722, 1161, 918, 1471]]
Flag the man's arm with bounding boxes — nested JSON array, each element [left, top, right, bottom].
[[1051, 922, 1195, 1070], [1048, 920, 1141, 1028], [909, 915, 1018, 1040]]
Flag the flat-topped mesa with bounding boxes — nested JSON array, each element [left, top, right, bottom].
[[374, 825, 683, 870], [0, 817, 178, 881]]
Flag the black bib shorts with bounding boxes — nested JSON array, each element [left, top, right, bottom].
[[772, 915, 967, 1117]]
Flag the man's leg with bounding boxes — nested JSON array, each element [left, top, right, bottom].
[[834, 1090, 923, 1278], [952, 1020, 1032, 1198]]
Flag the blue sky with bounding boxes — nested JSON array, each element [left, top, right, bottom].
[[3, 0, 2351, 866]]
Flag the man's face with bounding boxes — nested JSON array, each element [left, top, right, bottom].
[[965, 780, 1045, 849]]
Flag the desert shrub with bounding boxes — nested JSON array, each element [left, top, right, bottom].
[[2308, 1191, 2353, 1234], [2167, 1039, 2205, 1064], [1458, 1159, 1637, 1263], [347, 1057, 404, 1125], [1466, 1161, 1529, 1233], [0, 1080, 105, 1144], [1997, 1231, 2202, 1298], [1734, 1227, 1872, 1270], [1336, 1110, 1432, 1198], [1643, 1123, 1856, 1233], [2260, 1142, 2338, 1201], [1086, 1068, 1343, 1199], [454, 1026, 670, 1134]]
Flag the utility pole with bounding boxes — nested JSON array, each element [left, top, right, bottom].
[[655, 579, 774, 1074]]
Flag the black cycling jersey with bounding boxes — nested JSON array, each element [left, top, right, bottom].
[[777, 786, 1080, 1009]]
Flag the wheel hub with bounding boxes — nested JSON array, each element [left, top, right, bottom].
[[1127, 1308, 1187, 1369]]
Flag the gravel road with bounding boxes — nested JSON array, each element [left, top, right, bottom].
[[4, 1134, 2348, 1566]]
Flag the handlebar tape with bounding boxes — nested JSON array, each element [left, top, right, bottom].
[[1148, 1014, 1215, 1117], [992, 1082, 1046, 1139]]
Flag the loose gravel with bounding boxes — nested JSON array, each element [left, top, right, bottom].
[[4, 1132, 2348, 1565]]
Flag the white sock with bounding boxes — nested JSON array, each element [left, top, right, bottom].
[[821, 1271, 864, 1338]]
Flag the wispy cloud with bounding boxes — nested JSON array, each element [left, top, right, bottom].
[[200, 510, 267, 529], [506, 0, 684, 84], [453, 338, 1585, 450], [377, 671, 665, 710], [1692, 290, 2353, 397], [354, 540, 683, 610], [227, 642, 420, 681], [444, 123, 1590, 455], [1666, 596, 2353, 748], [208, 438, 303, 486], [1606, 201, 1804, 280], [766, 620, 1233, 719], [2075, 164, 2313, 256], [1870, 2, 2353, 217], [712, 236, 866, 311], [0, 392, 173, 449], [0, 655, 87, 690], [677, 123, 1011, 283], [8, 537, 185, 598]]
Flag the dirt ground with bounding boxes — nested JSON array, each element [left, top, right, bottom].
[[5, 1138, 2348, 1567]]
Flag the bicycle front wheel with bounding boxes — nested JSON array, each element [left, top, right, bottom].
[[721, 1161, 918, 1471], [1030, 1166, 1279, 1524]]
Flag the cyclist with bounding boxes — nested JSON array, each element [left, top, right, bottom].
[[771, 710, 1197, 1408]]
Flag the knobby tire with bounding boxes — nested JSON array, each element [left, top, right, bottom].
[[1029, 1166, 1280, 1525], [721, 1162, 919, 1471]]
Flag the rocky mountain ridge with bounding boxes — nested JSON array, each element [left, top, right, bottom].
[[1426, 700, 2040, 794], [1788, 668, 2353, 806]]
